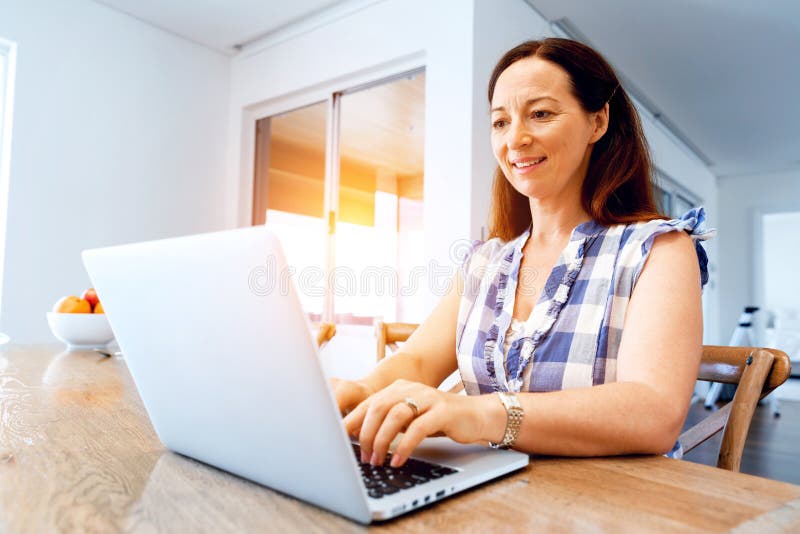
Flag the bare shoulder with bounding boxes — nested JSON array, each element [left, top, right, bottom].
[[644, 230, 697, 271], [636, 229, 700, 295]]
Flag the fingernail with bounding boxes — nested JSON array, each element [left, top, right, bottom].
[[361, 450, 368, 463], [390, 455, 403, 467], [370, 451, 379, 465]]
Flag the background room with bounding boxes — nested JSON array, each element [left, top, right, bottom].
[[1, 0, 798, 481]]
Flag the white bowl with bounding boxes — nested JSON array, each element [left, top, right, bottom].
[[46, 312, 115, 350]]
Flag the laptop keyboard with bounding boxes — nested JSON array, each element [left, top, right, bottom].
[[352, 443, 458, 499]]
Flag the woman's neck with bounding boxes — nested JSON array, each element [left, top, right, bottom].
[[527, 198, 591, 247]]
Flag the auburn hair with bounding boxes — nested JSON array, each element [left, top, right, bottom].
[[487, 38, 666, 241]]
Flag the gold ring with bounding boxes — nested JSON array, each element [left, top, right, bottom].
[[404, 397, 420, 417]]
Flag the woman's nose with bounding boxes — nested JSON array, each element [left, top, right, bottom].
[[508, 122, 532, 150]]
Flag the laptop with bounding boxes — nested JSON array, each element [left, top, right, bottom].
[[82, 225, 529, 524]]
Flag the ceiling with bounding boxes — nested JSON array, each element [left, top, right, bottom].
[[92, 0, 346, 53], [93, 0, 800, 179]]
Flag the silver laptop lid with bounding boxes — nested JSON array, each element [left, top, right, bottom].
[[83, 226, 372, 523]]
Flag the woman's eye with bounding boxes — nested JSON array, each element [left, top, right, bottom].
[[531, 110, 551, 119], [492, 119, 508, 129]]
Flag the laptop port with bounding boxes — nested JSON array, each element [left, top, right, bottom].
[[424, 495, 430, 503], [412, 500, 418, 507], [436, 490, 445, 498]]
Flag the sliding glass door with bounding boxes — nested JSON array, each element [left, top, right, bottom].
[[252, 70, 426, 326]]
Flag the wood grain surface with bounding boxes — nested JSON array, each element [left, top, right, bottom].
[[2, 344, 800, 533]]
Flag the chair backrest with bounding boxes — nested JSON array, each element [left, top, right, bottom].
[[680, 345, 791, 472], [374, 321, 418, 361], [313, 322, 337, 349], [374, 321, 466, 394]]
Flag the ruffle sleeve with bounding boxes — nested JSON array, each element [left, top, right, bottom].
[[632, 207, 716, 290]]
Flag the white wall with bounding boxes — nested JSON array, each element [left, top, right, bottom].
[[719, 169, 800, 343], [0, 0, 231, 342]]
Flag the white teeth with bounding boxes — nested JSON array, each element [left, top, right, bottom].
[[514, 158, 544, 168]]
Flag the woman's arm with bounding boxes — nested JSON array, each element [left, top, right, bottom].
[[365, 271, 463, 391], [331, 270, 462, 413], [481, 230, 703, 456], [345, 230, 703, 466]]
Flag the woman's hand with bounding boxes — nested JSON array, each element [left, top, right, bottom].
[[329, 377, 375, 415], [343, 379, 489, 468]]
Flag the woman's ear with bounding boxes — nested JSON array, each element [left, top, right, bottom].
[[589, 102, 610, 144]]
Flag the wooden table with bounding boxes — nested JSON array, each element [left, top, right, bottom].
[[2, 344, 800, 533]]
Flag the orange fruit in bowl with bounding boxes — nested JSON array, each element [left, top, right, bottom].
[[94, 302, 105, 314], [52, 296, 92, 314]]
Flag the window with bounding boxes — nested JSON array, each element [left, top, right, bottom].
[[653, 170, 701, 219], [252, 70, 425, 326]]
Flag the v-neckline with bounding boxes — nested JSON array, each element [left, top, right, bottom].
[[481, 218, 605, 392], [510, 219, 600, 328]]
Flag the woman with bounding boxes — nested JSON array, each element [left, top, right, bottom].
[[333, 38, 713, 468]]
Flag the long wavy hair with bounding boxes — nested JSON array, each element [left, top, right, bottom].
[[487, 38, 666, 241]]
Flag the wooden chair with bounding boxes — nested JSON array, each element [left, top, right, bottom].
[[313, 322, 337, 349], [374, 321, 466, 394], [680, 346, 791, 472], [375, 321, 418, 361]]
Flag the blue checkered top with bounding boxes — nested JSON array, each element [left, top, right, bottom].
[[456, 207, 714, 395]]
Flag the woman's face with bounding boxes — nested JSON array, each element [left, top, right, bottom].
[[490, 56, 608, 204]]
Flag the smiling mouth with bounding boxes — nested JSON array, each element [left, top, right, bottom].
[[512, 157, 546, 169]]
